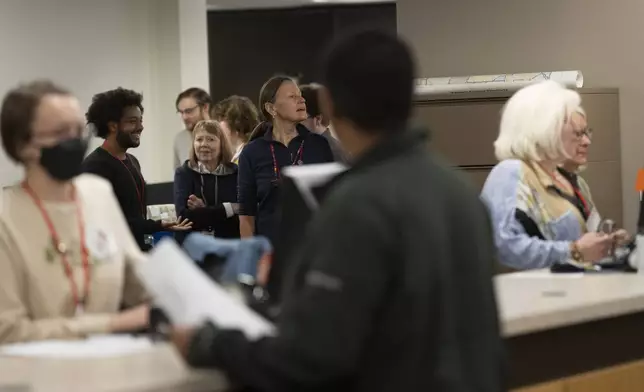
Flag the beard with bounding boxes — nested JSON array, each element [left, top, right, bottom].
[[185, 108, 208, 131], [116, 128, 141, 149]]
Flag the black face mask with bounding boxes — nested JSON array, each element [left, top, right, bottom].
[[40, 137, 89, 181]]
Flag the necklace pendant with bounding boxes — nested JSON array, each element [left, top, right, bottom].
[[54, 240, 68, 255]]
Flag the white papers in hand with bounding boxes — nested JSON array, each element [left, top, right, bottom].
[[0, 335, 153, 359], [282, 162, 347, 210], [139, 239, 275, 340]]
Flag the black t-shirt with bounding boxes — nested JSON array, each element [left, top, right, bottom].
[[82, 147, 163, 250]]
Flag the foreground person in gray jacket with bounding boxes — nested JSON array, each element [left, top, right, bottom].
[[171, 29, 505, 392]]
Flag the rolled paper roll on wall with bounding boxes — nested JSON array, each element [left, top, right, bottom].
[[414, 70, 583, 97]]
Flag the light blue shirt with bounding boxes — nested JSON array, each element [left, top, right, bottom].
[[480, 160, 581, 270]]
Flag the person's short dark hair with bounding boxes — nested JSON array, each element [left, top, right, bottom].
[[1, 80, 70, 163], [212, 95, 261, 143], [300, 83, 323, 118], [321, 29, 415, 133], [175, 87, 213, 110], [86, 88, 144, 139]]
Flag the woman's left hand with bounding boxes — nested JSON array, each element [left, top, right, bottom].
[[187, 194, 206, 210]]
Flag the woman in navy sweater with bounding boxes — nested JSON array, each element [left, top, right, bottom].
[[237, 76, 334, 244], [238, 76, 334, 296], [174, 120, 240, 240]]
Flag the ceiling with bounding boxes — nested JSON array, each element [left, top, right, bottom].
[[206, 0, 394, 11]]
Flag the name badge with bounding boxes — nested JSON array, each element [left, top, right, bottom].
[[85, 226, 118, 262]]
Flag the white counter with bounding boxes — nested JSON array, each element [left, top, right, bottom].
[[497, 270, 644, 337], [0, 343, 227, 392], [4, 271, 644, 390]]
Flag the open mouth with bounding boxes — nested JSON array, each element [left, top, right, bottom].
[[131, 132, 142, 141]]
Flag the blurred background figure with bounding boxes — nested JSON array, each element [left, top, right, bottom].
[[211, 95, 260, 164], [481, 81, 615, 270], [0, 81, 150, 343], [174, 88, 213, 169], [174, 120, 240, 241], [300, 83, 348, 163]]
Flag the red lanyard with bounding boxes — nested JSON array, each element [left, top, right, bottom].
[[269, 141, 304, 180], [546, 168, 591, 217], [22, 182, 90, 312], [573, 188, 590, 216], [102, 143, 146, 215]]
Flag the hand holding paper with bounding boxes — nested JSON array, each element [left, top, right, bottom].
[[136, 239, 275, 341]]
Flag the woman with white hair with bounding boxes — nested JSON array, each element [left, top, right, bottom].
[[558, 134, 630, 245], [481, 81, 616, 269]]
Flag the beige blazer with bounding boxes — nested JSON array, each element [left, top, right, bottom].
[[0, 174, 148, 343]]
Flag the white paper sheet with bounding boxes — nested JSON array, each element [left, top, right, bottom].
[[138, 240, 275, 340], [586, 208, 601, 232], [282, 162, 347, 210], [0, 335, 153, 359]]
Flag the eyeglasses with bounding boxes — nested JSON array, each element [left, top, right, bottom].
[[573, 128, 593, 140], [177, 105, 200, 116]]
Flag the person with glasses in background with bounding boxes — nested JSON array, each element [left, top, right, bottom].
[[83, 88, 191, 251], [174, 88, 213, 169], [481, 81, 618, 270], [0, 81, 150, 343], [557, 127, 629, 240], [212, 95, 261, 165]]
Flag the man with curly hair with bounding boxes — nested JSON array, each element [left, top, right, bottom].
[[82, 88, 190, 251]]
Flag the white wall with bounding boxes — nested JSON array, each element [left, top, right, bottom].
[[397, 0, 644, 231], [179, 0, 210, 90], [0, 0, 210, 186]]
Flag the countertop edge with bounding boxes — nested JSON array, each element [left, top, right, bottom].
[[502, 292, 644, 337]]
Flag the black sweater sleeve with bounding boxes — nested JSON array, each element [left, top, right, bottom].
[[183, 206, 228, 229], [186, 197, 392, 391], [124, 214, 165, 236], [82, 154, 164, 236], [174, 167, 230, 230]]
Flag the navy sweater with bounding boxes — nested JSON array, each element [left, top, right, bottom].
[[174, 161, 240, 240], [237, 123, 334, 244]]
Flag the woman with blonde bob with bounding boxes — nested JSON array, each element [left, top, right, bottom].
[[481, 81, 615, 270], [173, 120, 240, 239]]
